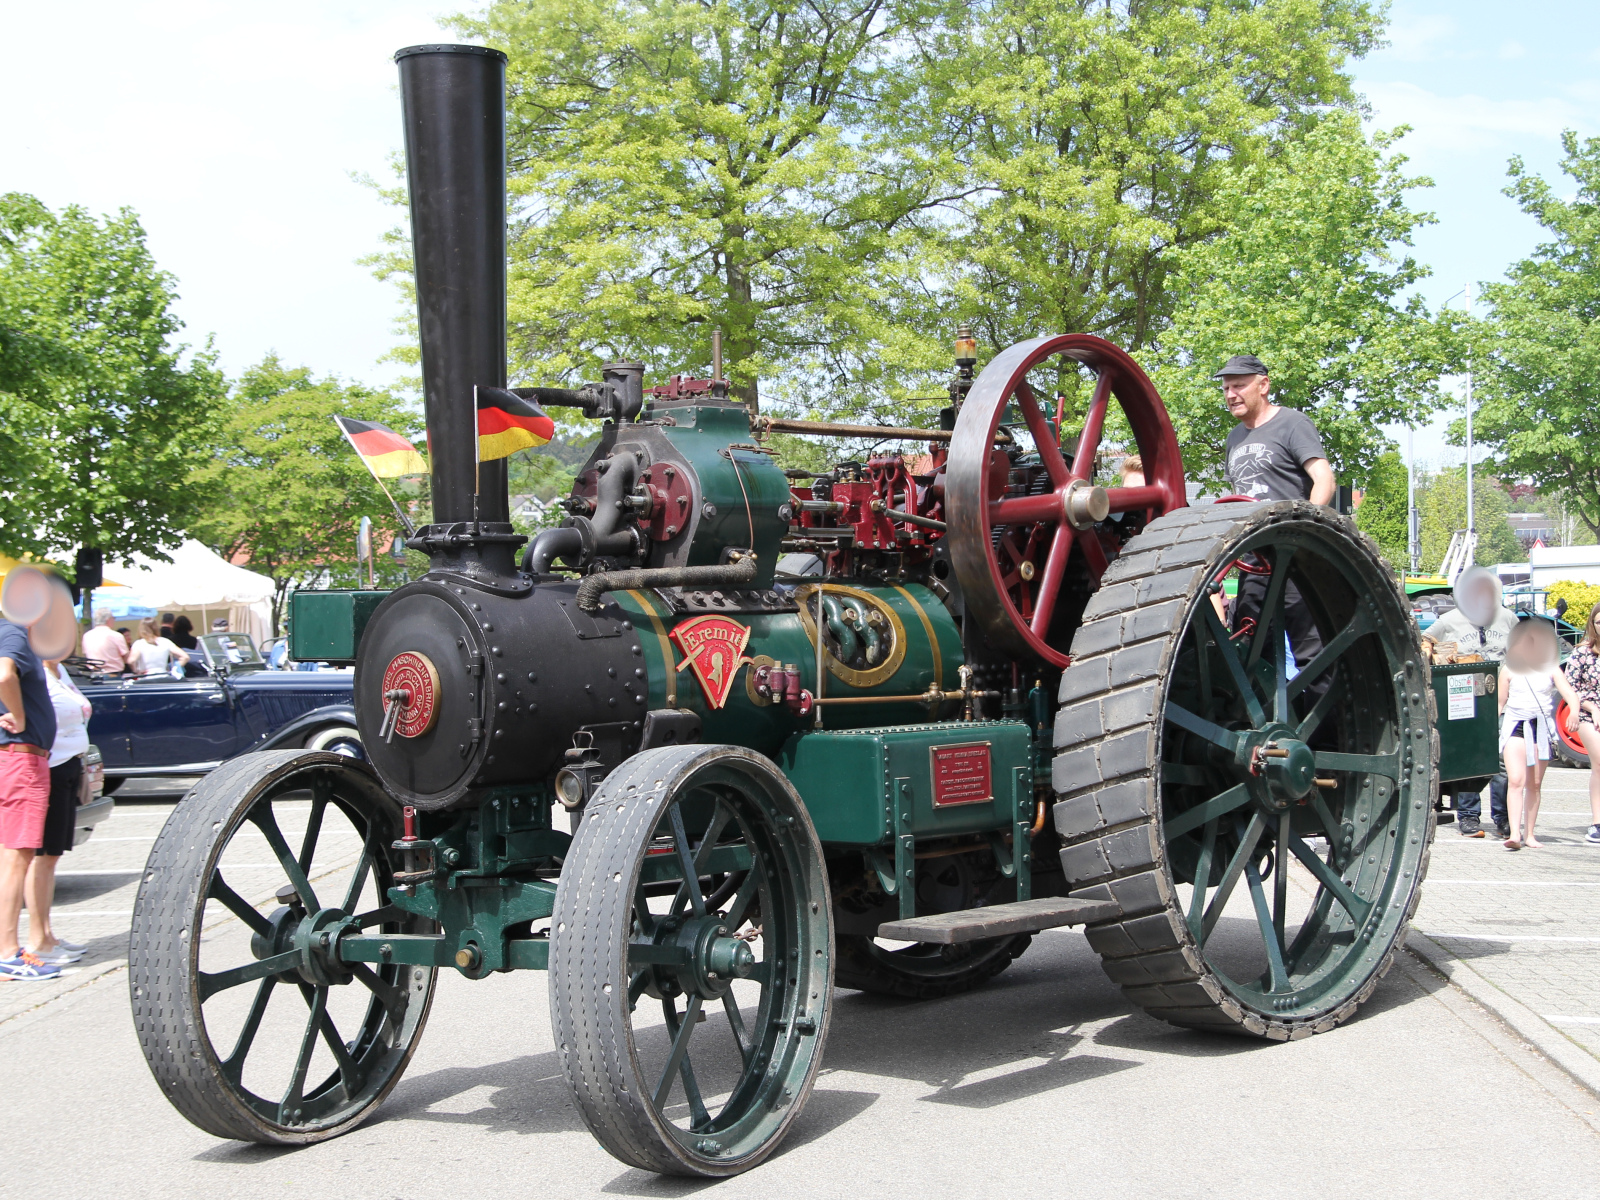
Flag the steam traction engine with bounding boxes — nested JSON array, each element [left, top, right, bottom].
[[128, 45, 1437, 1176]]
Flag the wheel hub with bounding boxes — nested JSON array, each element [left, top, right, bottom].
[[251, 894, 358, 988], [659, 914, 758, 1000]]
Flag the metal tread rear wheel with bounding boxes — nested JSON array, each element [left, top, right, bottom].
[[550, 744, 832, 1176], [1053, 501, 1437, 1039]]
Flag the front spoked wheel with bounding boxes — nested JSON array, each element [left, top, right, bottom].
[[551, 744, 832, 1176], [130, 751, 436, 1142]]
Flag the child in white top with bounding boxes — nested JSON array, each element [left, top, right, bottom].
[[1498, 619, 1582, 850]]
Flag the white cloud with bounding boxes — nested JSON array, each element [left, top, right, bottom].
[[1362, 81, 1592, 158], [1499, 40, 1528, 60], [1381, 14, 1460, 62]]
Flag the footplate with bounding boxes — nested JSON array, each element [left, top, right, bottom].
[[876, 897, 1120, 944]]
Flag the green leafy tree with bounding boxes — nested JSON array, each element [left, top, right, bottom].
[[1354, 450, 1410, 569], [1416, 468, 1523, 570], [187, 357, 427, 634], [894, 0, 1385, 397], [392, 0, 947, 413], [0, 193, 224, 563], [1473, 132, 1600, 540], [1150, 114, 1459, 490]]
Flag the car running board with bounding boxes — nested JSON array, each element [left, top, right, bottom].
[[875, 897, 1121, 945]]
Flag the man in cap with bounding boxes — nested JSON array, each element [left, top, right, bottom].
[[1218, 355, 1337, 713], [1218, 355, 1336, 505], [1424, 566, 1516, 837]]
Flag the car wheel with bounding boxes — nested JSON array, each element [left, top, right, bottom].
[[102, 777, 126, 796], [303, 724, 365, 760]]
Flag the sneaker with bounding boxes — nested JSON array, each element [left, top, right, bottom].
[[53, 938, 86, 954], [1459, 818, 1485, 837], [1494, 823, 1511, 839], [0, 952, 61, 982], [1586, 825, 1600, 845], [28, 946, 82, 966]]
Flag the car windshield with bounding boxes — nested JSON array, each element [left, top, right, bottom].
[[201, 633, 264, 670]]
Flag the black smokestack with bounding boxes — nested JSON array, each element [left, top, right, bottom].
[[395, 44, 509, 526]]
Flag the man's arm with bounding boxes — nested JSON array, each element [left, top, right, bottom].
[[1305, 457, 1336, 506], [0, 657, 23, 735]]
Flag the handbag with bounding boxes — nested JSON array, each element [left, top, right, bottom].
[[75, 754, 94, 807]]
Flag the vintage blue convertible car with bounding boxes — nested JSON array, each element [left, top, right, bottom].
[[70, 633, 359, 791]]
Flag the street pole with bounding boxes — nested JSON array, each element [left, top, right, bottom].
[[1406, 419, 1418, 574], [1464, 284, 1475, 555]]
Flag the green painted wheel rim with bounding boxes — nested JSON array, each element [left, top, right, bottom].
[[1160, 521, 1431, 1020]]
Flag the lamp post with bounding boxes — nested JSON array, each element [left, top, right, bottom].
[[1464, 284, 1474, 550]]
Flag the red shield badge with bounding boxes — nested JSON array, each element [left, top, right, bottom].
[[670, 615, 752, 710]]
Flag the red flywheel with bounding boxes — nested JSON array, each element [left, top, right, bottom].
[[945, 334, 1187, 667]]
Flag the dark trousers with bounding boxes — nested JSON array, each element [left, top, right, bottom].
[[1233, 573, 1329, 727], [1456, 774, 1508, 829]]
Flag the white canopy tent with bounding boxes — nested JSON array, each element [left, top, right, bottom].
[[83, 540, 275, 645]]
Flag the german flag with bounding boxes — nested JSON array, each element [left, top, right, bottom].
[[334, 416, 428, 478], [476, 387, 555, 461]]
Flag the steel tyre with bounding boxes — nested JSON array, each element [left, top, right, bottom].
[[129, 750, 436, 1142], [550, 744, 832, 1177], [1053, 501, 1436, 1039]]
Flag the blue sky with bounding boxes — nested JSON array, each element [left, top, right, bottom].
[[0, 0, 1594, 472]]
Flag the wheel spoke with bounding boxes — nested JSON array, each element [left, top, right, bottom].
[[725, 857, 763, 929], [1271, 615, 1289, 723], [721, 991, 753, 1065], [1079, 530, 1110, 580], [1309, 792, 1342, 843], [1273, 814, 1290, 948], [302, 983, 362, 1096], [667, 802, 707, 917], [1203, 607, 1266, 726], [353, 904, 402, 928], [1016, 380, 1070, 488], [654, 995, 703, 1107], [1246, 548, 1295, 668], [341, 833, 378, 914], [220, 977, 276, 1084], [279, 984, 327, 1123], [627, 968, 652, 1008], [298, 786, 328, 875], [1161, 762, 1212, 787], [1028, 522, 1075, 636], [1196, 614, 1216, 722], [1202, 812, 1267, 942], [1314, 751, 1401, 780], [1295, 678, 1341, 742], [249, 803, 320, 911], [198, 950, 300, 1002], [1165, 783, 1252, 840], [1286, 831, 1372, 924], [1244, 859, 1291, 993], [1068, 372, 1112, 482], [348, 961, 406, 1026], [1164, 702, 1244, 755], [990, 492, 1060, 527], [1187, 818, 1219, 940], [1286, 608, 1374, 701], [208, 872, 273, 938]]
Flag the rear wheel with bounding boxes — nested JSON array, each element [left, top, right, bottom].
[[304, 724, 365, 759], [1055, 501, 1435, 1038]]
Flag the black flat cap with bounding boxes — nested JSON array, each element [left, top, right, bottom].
[[1213, 354, 1269, 378]]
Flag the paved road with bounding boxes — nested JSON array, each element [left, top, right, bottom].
[[3, 775, 1598, 1199]]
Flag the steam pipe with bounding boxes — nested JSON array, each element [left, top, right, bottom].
[[576, 554, 758, 613], [396, 44, 510, 526]]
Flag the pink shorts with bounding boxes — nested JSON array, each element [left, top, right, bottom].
[[0, 752, 50, 850]]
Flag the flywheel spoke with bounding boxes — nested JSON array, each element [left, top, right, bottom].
[[1067, 373, 1112, 482], [1103, 484, 1166, 513], [1015, 380, 1070, 488], [1028, 522, 1076, 636], [989, 492, 1061, 527]]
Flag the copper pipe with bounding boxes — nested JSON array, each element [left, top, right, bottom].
[[1030, 796, 1048, 837], [756, 416, 1011, 445]]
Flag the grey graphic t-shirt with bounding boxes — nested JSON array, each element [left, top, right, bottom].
[[1225, 408, 1327, 501]]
